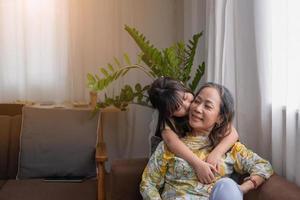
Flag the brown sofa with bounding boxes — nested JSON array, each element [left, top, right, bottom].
[[108, 157, 300, 200], [3, 103, 300, 200], [0, 104, 101, 200]]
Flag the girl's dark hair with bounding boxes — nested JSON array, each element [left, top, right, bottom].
[[195, 82, 235, 148], [148, 77, 192, 138]]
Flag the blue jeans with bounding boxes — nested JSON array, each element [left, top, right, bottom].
[[210, 178, 243, 200]]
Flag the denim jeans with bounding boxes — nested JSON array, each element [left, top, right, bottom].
[[210, 178, 243, 200]]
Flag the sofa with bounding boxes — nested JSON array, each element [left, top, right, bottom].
[[2, 103, 300, 200], [0, 103, 106, 200], [108, 156, 300, 200]]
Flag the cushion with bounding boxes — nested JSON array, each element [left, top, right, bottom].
[[257, 174, 300, 200], [0, 179, 97, 200], [0, 180, 7, 189], [17, 106, 99, 179], [110, 158, 148, 200]]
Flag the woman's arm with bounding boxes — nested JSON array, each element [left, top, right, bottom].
[[206, 125, 239, 170], [239, 175, 265, 194], [230, 142, 274, 194], [140, 142, 166, 200], [162, 129, 217, 183]]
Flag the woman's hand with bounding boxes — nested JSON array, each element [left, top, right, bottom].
[[194, 160, 218, 184], [238, 180, 254, 194], [206, 152, 222, 172]]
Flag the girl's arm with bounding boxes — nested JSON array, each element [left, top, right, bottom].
[[162, 129, 217, 184], [206, 125, 239, 170]]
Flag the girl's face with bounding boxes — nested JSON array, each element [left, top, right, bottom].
[[188, 87, 221, 133], [172, 92, 194, 117]]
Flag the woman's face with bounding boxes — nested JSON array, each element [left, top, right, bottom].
[[189, 87, 221, 133], [172, 92, 194, 117]]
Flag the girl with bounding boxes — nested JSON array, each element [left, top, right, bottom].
[[148, 77, 239, 183]]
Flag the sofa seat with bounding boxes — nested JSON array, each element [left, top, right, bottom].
[[0, 180, 6, 190], [109, 158, 300, 200], [0, 179, 97, 200], [245, 174, 300, 200]]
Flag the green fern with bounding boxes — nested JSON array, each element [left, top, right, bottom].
[[87, 25, 205, 110], [183, 32, 203, 83], [87, 55, 155, 93], [189, 62, 205, 92], [125, 25, 164, 76], [96, 83, 151, 111]]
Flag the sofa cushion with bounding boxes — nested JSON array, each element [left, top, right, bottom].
[[0, 180, 6, 189], [0, 116, 11, 179], [258, 174, 300, 200], [17, 106, 99, 179], [0, 179, 97, 200], [110, 158, 148, 200]]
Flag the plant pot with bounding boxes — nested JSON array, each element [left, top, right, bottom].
[[89, 91, 98, 108]]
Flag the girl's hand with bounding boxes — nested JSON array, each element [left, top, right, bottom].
[[194, 160, 218, 184], [206, 151, 222, 172]]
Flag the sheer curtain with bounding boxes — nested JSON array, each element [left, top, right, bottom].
[[0, 0, 69, 103], [271, 0, 300, 184], [205, 0, 269, 157], [205, 0, 300, 185], [0, 0, 183, 164]]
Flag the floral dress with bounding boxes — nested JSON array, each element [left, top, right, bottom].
[[140, 134, 273, 200]]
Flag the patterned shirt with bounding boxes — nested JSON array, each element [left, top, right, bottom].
[[140, 134, 273, 200]]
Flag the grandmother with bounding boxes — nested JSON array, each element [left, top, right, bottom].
[[140, 82, 273, 200]]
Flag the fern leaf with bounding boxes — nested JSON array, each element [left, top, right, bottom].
[[135, 83, 142, 92], [108, 63, 114, 72], [188, 62, 205, 92], [113, 57, 121, 67], [125, 25, 164, 74], [87, 73, 96, 82], [123, 53, 131, 65], [183, 32, 203, 83], [121, 68, 130, 76], [100, 68, 109, 77]]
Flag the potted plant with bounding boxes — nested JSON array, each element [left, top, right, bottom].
[[87, 25, 205, 111]]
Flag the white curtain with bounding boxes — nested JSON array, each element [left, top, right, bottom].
[[205, 0, 269, 157], [0, 0, 183, 164], [271, 0, 300, 185], [205, 0, 300, 185], [0, 0, 69, 103], [183, 0, 206, 88]]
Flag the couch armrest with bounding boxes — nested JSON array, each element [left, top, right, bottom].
[[245, 174, 300, 200], [96, 142, 108, 163], [96, 142, 108, 200], [0, 104, 23, 116], [109, 158, 148, 200]]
